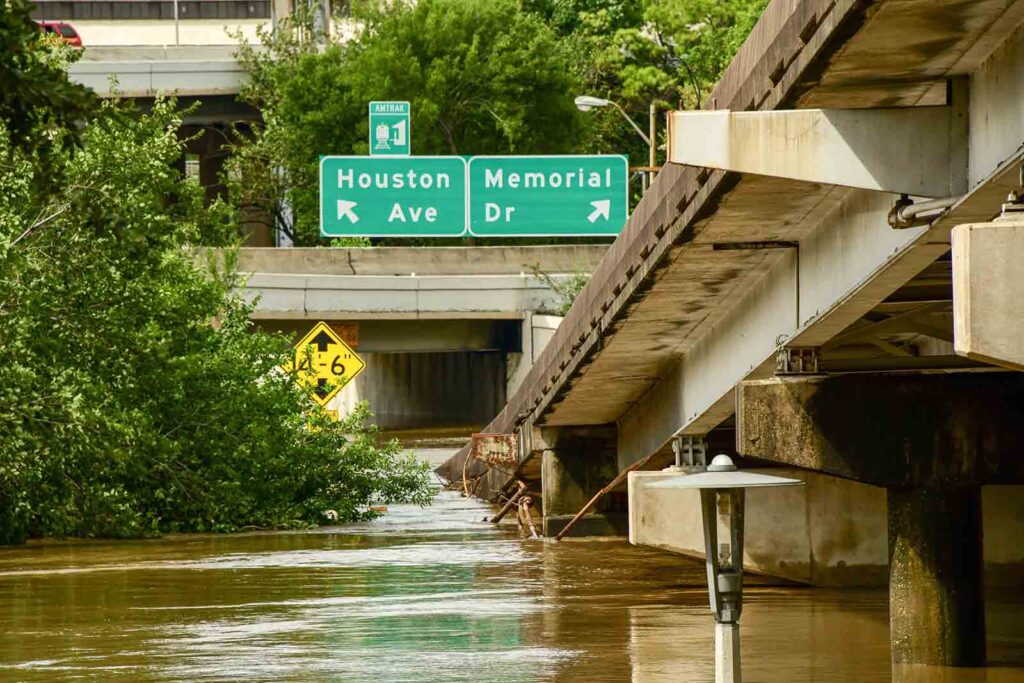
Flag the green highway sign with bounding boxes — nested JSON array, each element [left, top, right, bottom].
[[319, 156, 467, 237], [368, 101, 410, 157], [319, 154, 630, 238], [468, 155, 628, 237]]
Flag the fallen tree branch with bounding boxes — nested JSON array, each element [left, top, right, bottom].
[[490, 480, 527, 523], [520, 495, 539, 539]]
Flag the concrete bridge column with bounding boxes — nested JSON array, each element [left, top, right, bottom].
[[737, 372, 1024, 668], [537, 426, 625, 537], [888, 484, 985, 666]]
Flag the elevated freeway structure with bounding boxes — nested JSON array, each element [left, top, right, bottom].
[[439, 0, 1024, 671], [68, 45, 248, 98], [232, 245, 605, 438], [51, 0, 271, 242], [53, 0, 347, 245], [40, 0, 266, 98]]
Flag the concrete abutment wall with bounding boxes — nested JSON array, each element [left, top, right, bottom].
[[629, 470, 1024, 589]]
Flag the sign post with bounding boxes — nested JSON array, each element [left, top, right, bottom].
[[368, 101, 410, 157]]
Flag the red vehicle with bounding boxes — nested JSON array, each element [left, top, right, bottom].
[[37, 21, 82, 47]]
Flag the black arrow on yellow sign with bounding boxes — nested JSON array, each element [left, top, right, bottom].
[[315, 378, 330, 399], [311, 330, 335, 352]]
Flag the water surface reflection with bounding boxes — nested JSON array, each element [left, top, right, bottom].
[[0, 489, 1020, 681]]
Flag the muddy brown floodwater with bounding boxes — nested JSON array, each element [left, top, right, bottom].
[[0, 480, 1022, 682]]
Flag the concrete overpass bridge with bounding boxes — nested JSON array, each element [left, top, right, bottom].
[[439, 0, 1024, 670], [235, 245, 605, 438], [52, 1, 268, 236], [68, 45, 247, 99], [43, 0, 264, 98]]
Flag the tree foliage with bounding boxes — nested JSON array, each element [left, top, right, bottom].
[[0, 0, 97, 172], [227, 0, 768, 246], [525, 0, 769, 171], [229, 0, 586, 245], [0, 11, 433, 544]]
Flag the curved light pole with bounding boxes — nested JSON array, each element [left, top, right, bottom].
[[575, 95, 657, 193]]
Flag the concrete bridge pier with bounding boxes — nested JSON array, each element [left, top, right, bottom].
[[888, 483, 985, 666], [537, 426, 625, 537], [737, 372, 1024, 668]]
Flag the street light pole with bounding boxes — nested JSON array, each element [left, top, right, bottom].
[[650, 455, 803, 683], [575, 95, 656, 193], [649, 102, 656, 176]]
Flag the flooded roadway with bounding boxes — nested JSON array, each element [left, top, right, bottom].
[[0, 471, 1022, 681]]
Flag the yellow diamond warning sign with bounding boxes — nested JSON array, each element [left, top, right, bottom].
[[286, 322, 365, 406]]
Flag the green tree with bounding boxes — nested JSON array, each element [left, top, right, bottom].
[[229, 0, 587, 245], [0, 8, 433, 544], [0, 0, 97, 162], [525, 0, 769, 169]]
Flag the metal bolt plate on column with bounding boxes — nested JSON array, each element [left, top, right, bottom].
[[775, 347, 820, 375], [670, 435, 708, 473]]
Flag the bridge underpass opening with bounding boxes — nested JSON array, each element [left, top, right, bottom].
[[331, 350, 507, 437], [256, 318, 519, 440]]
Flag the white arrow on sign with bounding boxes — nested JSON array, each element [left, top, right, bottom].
[[337, 200, 359, 223], [587, 199, 611, 223]]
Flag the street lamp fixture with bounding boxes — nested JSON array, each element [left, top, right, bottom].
[[574, 94, 657, 192], [650, 454, 802, 683], [573, 95, 610, 112], [574, 95, 650, 145]]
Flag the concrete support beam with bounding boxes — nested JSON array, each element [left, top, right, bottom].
[[953, 217, 1024, 371], [68, 55, 247, 98], [617, 134, 1016, 469], [667, 103, 966, 198], [889, 484, 986, 666], [736, 372, 1024, 487], [630, 467, 889, 587], [230, 245, 608, 277], [539, 426, 624, 537], [242, 273, 563, 321]]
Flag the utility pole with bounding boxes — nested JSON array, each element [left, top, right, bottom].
[[649, 102, 657, 189]]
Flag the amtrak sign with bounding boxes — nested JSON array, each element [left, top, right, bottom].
[[368, 101, 410, 157], [319, 154, 628, 238]]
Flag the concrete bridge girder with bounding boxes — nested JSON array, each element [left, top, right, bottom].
[[233, 246, 604, 316], [614, 140, 1024, 470], [68, 46, 248, 98], [244, 273, 565, 321], [667, 101, 967, 199], [735, 373, 1024, 488], [953, 217, 1024, 371], [442, 0, 1024, 489]]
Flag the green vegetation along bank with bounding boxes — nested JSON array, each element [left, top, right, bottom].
[[0, 0, 433, 545]]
